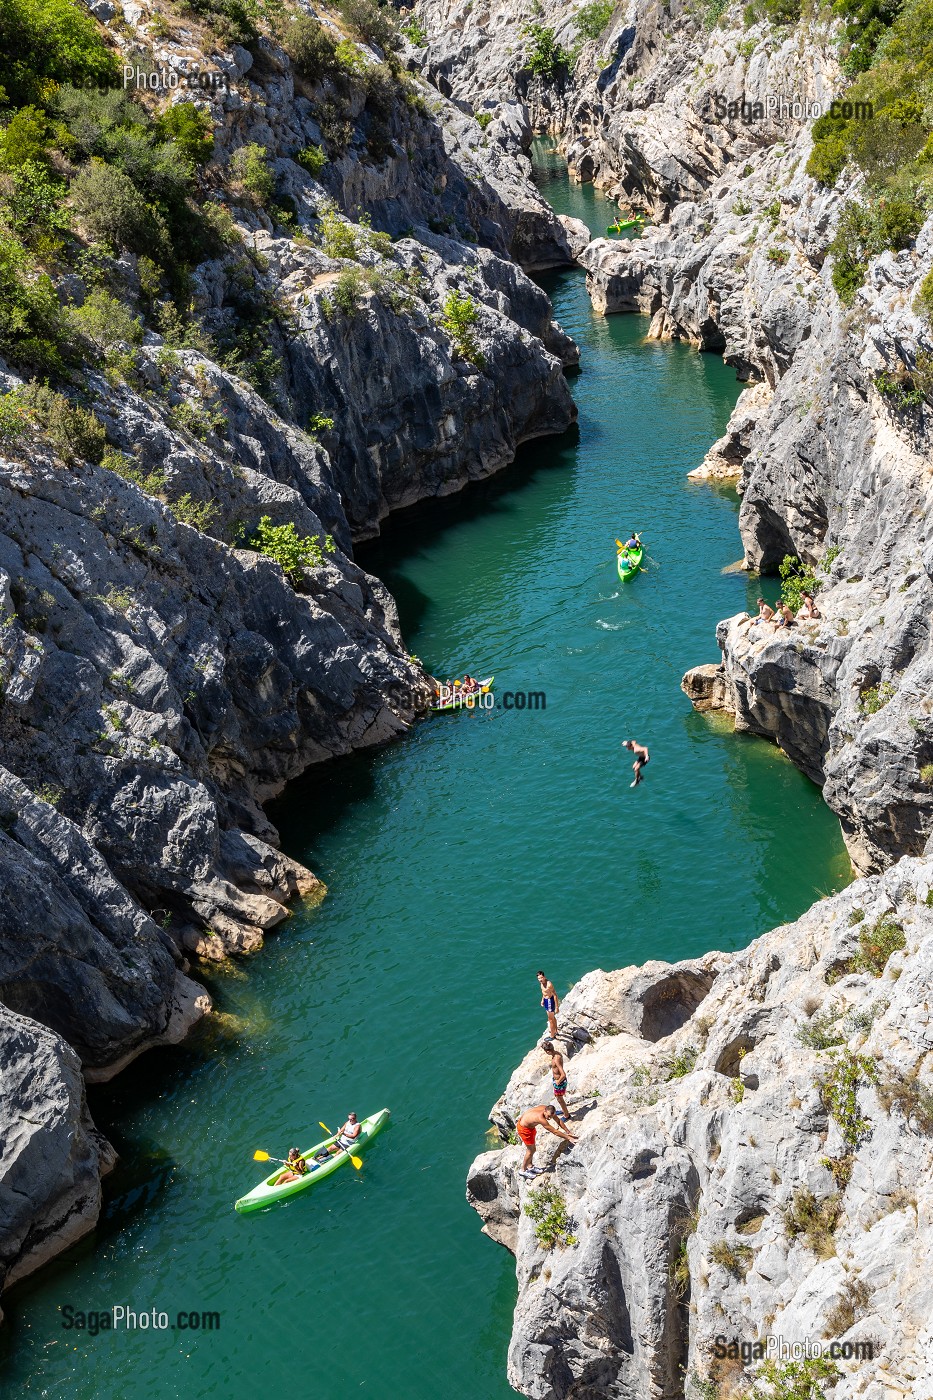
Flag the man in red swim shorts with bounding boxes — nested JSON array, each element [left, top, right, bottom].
[[515, 1105, 578, 1179]]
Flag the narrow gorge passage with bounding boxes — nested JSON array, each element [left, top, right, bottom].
[[0, 148, 851, 1400]]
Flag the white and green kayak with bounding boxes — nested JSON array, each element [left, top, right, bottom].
[[234, 1109, 391, 1213]]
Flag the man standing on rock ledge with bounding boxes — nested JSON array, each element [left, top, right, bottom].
[[537, 971, 559, 1038], [516, 1105, 578, 1179]]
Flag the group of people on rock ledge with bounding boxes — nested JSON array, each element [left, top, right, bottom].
[[742, 591, 821, 633], [510, 973, 580, 1180]]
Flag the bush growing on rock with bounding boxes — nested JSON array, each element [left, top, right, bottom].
[[522, 23, 571, 82], [575, 0, 615, 40], [819, 1050, 878, 1148], [441, 290, 485, 365], [247, 516, 335, 584], [744, 1355, 841, 1398], [523, 1183, 577, 1248], [0, 0, 119, 106], [857, 680, 896, 715], [69, 160, 155, 252], [11, 382, 107, 464], [849, 915, 905, 974], [296, 143, 327, 177], [154, 104, 214, 166], [778, 555, 818, 611], [284, 11, 340, 76], [782, 1187, 841, 1256], [337, 0, 401, 53], [230, 143, 275, 204], [67, 289, 142, 356], [708, 1239, 753, 1278]]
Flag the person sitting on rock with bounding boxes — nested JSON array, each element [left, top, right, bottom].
[[749, 597, 774, 627], [273, 1148, 309, 1185], [773, 601, 794, 628], [797, 591, 821, 621], [515, 1105, 578, 1179]]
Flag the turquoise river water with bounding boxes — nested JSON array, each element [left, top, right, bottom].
[[0, 143, 851, 1398]]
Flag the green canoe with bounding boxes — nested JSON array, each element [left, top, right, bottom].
[[234, 1109, 391, 1213], [430, 675, 494, 712], [607, 217, 645, 234], [617, 546, 643, 581]]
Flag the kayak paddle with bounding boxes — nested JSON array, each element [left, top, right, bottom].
[[319, 1121, 363, 1170], [253, 1150, 288, 1164]]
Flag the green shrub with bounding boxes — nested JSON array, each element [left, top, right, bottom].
[[873, 367, 924, 406], [69, 160, 153, 252], [475, 111, 493, 130], [523, 22, 570, 81], [767, 246, 790, 265], [0, 233, 65, 373], [523, 1183, 577, 1248], [285, 12, 341, 78], [0, 389, 30, 443], [779, 554, 819, 611], [796, 1007, 844, 1050], [0, 105, 52, 169], [338, 0, 400, 51], [401, 15, 427, 43], [575, 0, 615, 40], [850, 915, 905, 974], [101, 447, 167, 496], [230, 143, 275, 204], [68, 289, 142, 354], [247, 516, 333, 583], [440, 289, 484, 364], [920, 762, 933, 783], [317, 201, 361, 258], [170, 398, 227, 440], [307, 411, 334, 435], [0, 0, 119, 107], [2, 159, 69, 244], [761, 0, 800, 21], [295, 143, 327, 177], [170, 493, 218, 532], [745, 1356, 840, 1398], [858, 680, 895, 715], [819, 1050, 878, 1148], [322, 265, 364, 317], [702, 0, 729, 27], [666, 1045, 698, 1079], [154, 103, 214, 165], [178, 0, 256, 45], [914, 268, 933, 320], [14, 381, 106, 464]]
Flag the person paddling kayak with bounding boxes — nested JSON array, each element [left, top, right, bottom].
[[273, 1148, 309, 1186], [327, 1113, 362, 1155], [622, 738, 650, 788], [516, 1105, 578, 1178]]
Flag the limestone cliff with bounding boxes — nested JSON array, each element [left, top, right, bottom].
[[468, 860, 933, 1398]]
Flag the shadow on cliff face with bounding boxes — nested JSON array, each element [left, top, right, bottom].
[[356, 419, 581, 616]]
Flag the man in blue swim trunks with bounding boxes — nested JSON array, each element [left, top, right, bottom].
[[537, 971, 559, 1039]]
